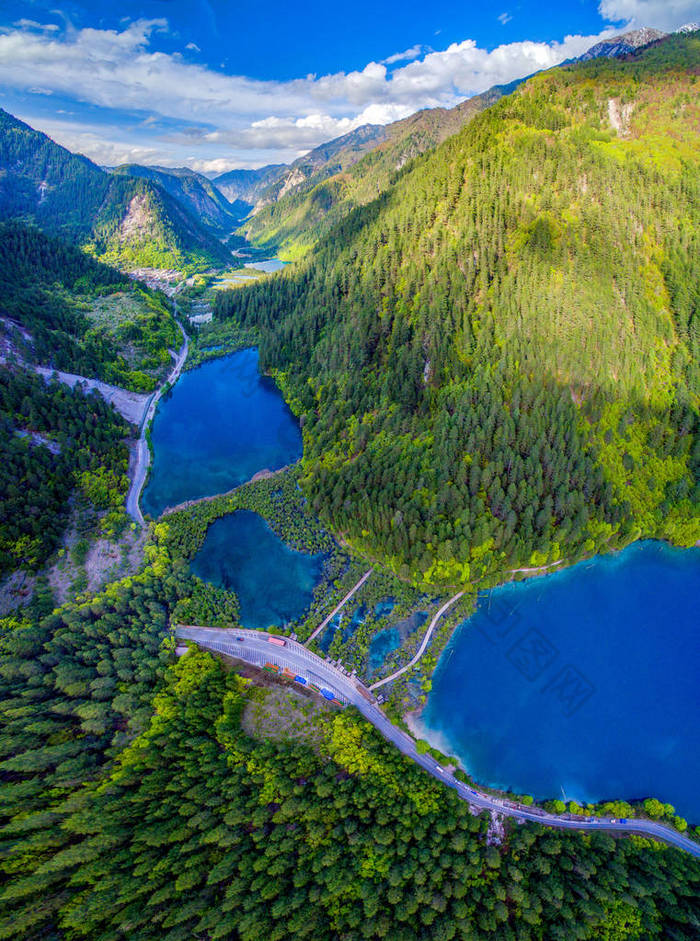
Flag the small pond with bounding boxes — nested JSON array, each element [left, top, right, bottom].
[[190, 510, 325, 630]]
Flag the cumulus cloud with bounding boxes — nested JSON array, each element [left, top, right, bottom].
[[598, 0, 700, 31], [0, 18, 623, 171]]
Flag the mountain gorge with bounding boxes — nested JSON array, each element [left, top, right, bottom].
[[112, 164, 249, 232], [216, 31, 700, 584], [0, 110, 231, 271]]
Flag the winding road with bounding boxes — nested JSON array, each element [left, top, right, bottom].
[[176, 625, 700, 858], [126, 321, 189, 525]]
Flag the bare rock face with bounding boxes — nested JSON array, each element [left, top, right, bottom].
[[607, 98, 634, 137], [119, 193, 154, 243]]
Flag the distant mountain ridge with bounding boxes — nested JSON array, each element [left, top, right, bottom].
[[112, 164, 248, 232], [238, 81, 520, 256], [578, 27, 667, 60], [0, 110, 231, 271], [213, 164, 287, 206]]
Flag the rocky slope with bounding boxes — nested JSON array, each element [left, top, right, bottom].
[[0, 110, 230, 271]]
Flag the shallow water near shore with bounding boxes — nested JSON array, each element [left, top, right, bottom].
[[190, 510, 324, 629], [142, 349, 302, 517], [421, 541, 700, 820]]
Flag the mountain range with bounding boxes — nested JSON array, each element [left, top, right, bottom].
[[0, 110, 231, 271], [215, 29, 700, 583], [0, 25, 691, 273]]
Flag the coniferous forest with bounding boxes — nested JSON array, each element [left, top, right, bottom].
[[0, 24, 699, 941], [216, 35, 700, 585]]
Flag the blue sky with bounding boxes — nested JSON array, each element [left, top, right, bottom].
[[0, 0, 697, 173]]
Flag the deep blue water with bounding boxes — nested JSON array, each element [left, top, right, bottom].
[[142, 350, 302, 517], [421, 542, 700, 820], [190, 510, 324, 630]]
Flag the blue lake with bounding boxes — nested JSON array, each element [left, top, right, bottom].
[[245, 259, 286, 273], [142, 349, 302, 517], [421, 541, 700, 820], [190, 510, 324, 630]]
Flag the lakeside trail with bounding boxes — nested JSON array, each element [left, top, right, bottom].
[[126, 321, 189, 526], [177, 626, 700, 859], [508, 559, 564, 575], [369, 591, 465, 691]]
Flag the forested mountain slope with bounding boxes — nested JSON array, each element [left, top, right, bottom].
[[112, 164, 248, 231], [2, 632, 699, 940], [213, 162, 287, 206], [0, 222, 179, 391], [217, 32, 700, 585], [242, 83, 515, 257], [0, 110, 230, 270]]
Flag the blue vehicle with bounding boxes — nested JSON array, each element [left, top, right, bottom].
[[321, 689, 335, 700]]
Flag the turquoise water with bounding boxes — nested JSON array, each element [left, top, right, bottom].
[[374, 599, 396, 618], [142, 349, 301, 517], [421, 542, 700, 820], [190, 510, 324, 630], [320, 605, 366, 653], [368, 610, 428, 672], [369, 627, 401, 671], [245, 259, 286, 273]]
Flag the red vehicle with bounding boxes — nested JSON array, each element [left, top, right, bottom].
[[266, 636, 286, 647]]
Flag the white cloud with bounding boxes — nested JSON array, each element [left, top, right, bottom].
[[598, 0, 700, 31], [0, 18, 623, 170], [185, 41, 200, 52], [383, 44, 426, 65], [498, 13, 513, 26], [12, 19, 59, 32], [21, 115, 162, 167]]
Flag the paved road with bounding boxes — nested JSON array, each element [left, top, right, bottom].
[[306, 569, 373, 644], [176, 625, 700, 858], [369, 591, 464, 690], [126, 322, 189, 525]]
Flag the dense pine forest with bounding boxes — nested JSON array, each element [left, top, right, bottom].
[[1, 588, 698, 939], [0, 222, 180, 390], [243, 82, 516, 258], [217, 34, 700, 585], [0, 368, 130, 574]]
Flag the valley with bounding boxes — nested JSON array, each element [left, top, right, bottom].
[[0, 21, 699, 941]]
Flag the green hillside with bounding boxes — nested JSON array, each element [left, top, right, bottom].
[[0, 222, 180, 392], [242, 83, 514, 258], [217, 32, 700, 586], [0, 110, 230, 271]]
